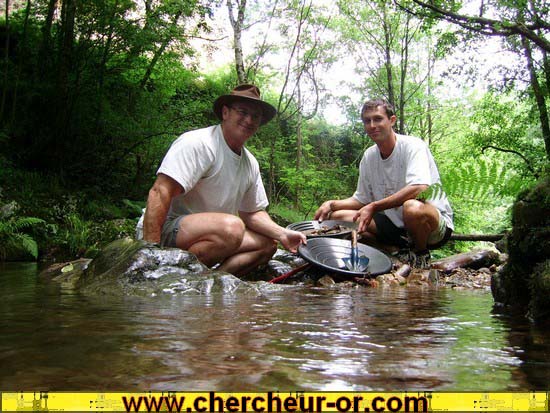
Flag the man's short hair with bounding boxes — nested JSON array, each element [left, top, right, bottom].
[[361, 99, 395, 119]]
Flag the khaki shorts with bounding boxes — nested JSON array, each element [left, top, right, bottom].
[[160, 215, 186, 247], [427, 209, 449, 246]]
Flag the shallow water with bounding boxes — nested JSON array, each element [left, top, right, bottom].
[[1, 262, 549, 391]]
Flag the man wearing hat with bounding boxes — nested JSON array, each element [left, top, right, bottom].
[[141, 84, 306, 276]]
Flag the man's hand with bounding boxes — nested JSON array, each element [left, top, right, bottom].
[[279, 229, 307, 253], [353, 203, 376, 233], [314, 201, 333, 222]]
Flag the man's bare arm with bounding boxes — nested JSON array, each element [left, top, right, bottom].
[[239, 210, 306, 253], [314, 197, 365, 221], [143, 174, 184, 243], [354, 184, 428, 232]]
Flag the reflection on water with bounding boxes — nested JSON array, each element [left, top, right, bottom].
[[1, 262, 549, 391]]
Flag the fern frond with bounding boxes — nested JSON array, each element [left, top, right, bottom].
[[417, 183, 446, 201], [10, 217, 45, 231], [14, 233, 39, 259], [0, 215, 44, 261], [439, 158, 529, 205], [0, 234, 38, 260]]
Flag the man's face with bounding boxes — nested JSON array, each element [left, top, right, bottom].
[[222, 101, 263, 142], [361, 106, 396, 143]]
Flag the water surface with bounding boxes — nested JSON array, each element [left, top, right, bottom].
[[1, 262, 549, 391]]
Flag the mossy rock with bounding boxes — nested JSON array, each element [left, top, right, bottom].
[[529, 259, 550, 321], [492, 176, 550, 322], [41, 238, 260, 297]]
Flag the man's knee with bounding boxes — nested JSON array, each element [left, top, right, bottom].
[[403, 199, 428, 219], [403, 200, 439, 234], [218, 215, 246, 249], [329, 209, 355, 221]]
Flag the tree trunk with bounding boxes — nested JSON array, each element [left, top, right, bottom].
[[58, 0, 76, 95], [426, 40, 433, 145], [268, 129, 276, 201], [295, 72, 303, 209], [382, 6, 395, 112], [543, 49, 550, 97], [94, 0, 118, 132], [9, 0, 32, 125], [139, 11, 182, 89], [124, 0, 152, 65], [227, 0, 247, 84], [0, 0, 10, 121], [38, 0, 57, 76], [521, 35, 550, 160], [398, 15, 411, 134], [54, 0, 76, 173]]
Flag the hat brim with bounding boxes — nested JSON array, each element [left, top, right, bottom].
[[213, 95, 277, 126]]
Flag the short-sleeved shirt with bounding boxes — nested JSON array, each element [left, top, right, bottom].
[[158, 125, 269, 220], [353, 134, 454, 230]]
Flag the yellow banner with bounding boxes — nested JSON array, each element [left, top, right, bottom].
[[1, 391, 548, 412]]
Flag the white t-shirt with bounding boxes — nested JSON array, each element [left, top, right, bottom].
[[353, 134, 454, 230], [135, 125, 268, 239], [160, 125, 269, 218]]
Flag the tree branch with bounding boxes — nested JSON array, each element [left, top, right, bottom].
[[481, 145, 539, 178], [450, 233, 505, 241], [395, 0, 550, 52]]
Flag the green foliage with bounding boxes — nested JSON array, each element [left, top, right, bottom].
[[0, 0, 545, 262], [122, 199, 146, 217], [54, 212, 137, 259], [59, 213, 94, 258], [440, 158, 524, 239], [438, 159, 527, 204], [267, 203, 304, 227], [44, 195, 140, 259], [1, 0, 216, 199], [468, 92, 546, 178], [0, 202, 45, 261]]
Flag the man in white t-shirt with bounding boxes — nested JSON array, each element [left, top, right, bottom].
[[314, 99, 453, 268], [141, 84, 306, 276]]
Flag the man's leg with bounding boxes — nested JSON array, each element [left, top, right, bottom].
[[402, 199, 440, 252], [173, 212, 276, 276], [173, 212, 246, 266], [217, 229, 277, 277]]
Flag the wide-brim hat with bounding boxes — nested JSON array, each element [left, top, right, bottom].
[[213, 84, 277, 126]]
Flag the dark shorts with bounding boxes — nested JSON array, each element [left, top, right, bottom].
[[373, 212, 452, 250], [160, 215, 186, 247]]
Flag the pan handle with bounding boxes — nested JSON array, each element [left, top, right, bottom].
[[269, 263, 311, 284]]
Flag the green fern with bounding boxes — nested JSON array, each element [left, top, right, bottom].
[[417, 183, 445, 201], [417, 159, 534, 211], [6, 233, 39, 260], [0, 216, 45, 260], [8, 216, 45, 231]]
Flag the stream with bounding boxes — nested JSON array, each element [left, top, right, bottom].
[[1, 262, 549, 391]]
